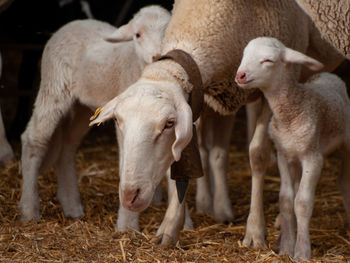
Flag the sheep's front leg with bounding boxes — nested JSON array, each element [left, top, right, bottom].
[[277, 153, 297, 256], [243, 99, 271, 248], [152, 173, 186, 246], [294, 154, 323, 260]]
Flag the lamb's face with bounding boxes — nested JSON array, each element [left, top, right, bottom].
[[235, 37, 284, 89], [90, 81, 192, 212], [132, 7, 171, 64], [104, 6, 171, 64]]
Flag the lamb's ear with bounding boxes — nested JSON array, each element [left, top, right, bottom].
[[282, 48, 324, 71], [89, 96, 119, 126], [104, 22, 133, 43], [172, 98, 193, 161]]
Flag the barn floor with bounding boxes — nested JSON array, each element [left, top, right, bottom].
[[1, 108, 350, 263]]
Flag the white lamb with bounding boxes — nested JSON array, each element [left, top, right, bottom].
[[19, 5, 173, 227], [236, 36, 350, 260]]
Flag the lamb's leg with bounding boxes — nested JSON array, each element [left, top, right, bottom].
[[152, 183, 163, 204], [338, 143, 350, 223], [294, 154, 323, 260], [278, 153, 298, 256], [243, 99, 272, 248], [117, 204, 140, 231], [209, 112, 235, 223], [19, 89, 74, 221], [196, 115, 213, 215], [0, 107, 14, 165], [56, 104, 91, 219]]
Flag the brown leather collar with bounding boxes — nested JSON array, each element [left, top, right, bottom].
[[157, 49, 204, 122]]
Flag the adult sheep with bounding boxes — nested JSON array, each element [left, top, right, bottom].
[[295, 0, 350, 59], [91, 0, 344, 246]]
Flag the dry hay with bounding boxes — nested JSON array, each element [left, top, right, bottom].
[[1, 109, 350, 263]]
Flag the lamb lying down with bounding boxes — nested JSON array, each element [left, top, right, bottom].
[[236, 37, 350, 260]]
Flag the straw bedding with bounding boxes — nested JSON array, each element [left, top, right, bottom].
[[1, 109, 349, 262]]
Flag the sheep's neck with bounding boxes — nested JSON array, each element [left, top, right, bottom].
[[141, 59, 194, 96], [263, 74, 305, 126]]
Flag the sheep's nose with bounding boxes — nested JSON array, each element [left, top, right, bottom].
[[236, 71, 247, 84], [122, 188, 140, 208], [152, 54, 161, 62]]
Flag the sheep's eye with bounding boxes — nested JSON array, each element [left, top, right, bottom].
[[164, 119, 175, 130], [113, 117, 118, 124], [135, 32, 141, 38]]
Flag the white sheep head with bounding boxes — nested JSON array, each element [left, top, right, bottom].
[[235, 37, 324, 90], [90, 80, 192, 212], [105, 5, 171, 64]]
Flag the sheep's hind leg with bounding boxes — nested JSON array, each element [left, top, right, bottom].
[[243, 98, 272, 248], [278, 153, 298, 257], [196, 114, 213, 216], [294, 154, 323, 260], [56, 103, 91, 219], [19, 90, 74, 221], [209, 111, 235, 223]]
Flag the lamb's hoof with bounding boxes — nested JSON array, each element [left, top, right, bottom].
[[117, 219, 140, 232], [64, 207, 85, 219], [61, 200, 85, 219], [20, 208, 41, 222], [243, 231, 266, 249], [151, 233, 176, 246], [19, 199, 41, 222]]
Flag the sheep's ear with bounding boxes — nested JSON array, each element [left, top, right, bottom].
[[282, 48, 324, 71], [89, 96, 119, 126], [104, 23, 133, 43], [172, 99, 193, 161]]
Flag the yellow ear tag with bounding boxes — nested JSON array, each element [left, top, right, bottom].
[[90, 107, 104, 126]]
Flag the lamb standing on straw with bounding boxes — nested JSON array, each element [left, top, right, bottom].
[[236, 37, 350, 260]]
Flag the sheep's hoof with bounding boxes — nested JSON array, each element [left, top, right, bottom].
[[242, 231, 266, 249], [151, 234, 176, 246], [213, 208, 234, 224], [196, 197, 213, 216], [183, 218, 194, 230]]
